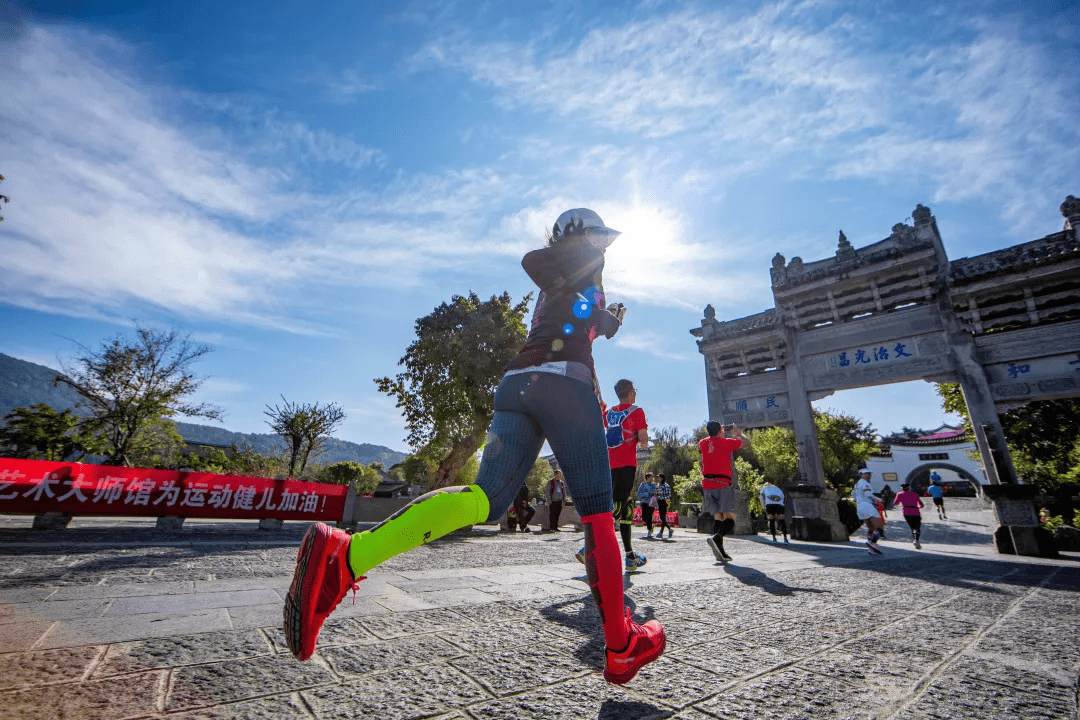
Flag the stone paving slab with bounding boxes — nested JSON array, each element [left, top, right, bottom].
[[0, 509, 1077, 719], [36, 607, 234, 648]]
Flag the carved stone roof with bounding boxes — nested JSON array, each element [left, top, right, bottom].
[[771, 222, 932, 288], [948, 230, 1079, 283], [692, 308, 780, 340]]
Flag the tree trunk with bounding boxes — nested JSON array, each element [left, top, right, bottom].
[[431, 434, 484, 488]]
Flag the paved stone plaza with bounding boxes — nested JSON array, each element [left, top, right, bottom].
[[0, 499, 1077, 719]]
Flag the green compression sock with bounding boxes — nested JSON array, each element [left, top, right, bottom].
[[347, 485, 490, 577]]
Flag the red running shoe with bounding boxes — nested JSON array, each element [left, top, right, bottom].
[[603, 608, 666, 684], [283, 522, 363, 660]]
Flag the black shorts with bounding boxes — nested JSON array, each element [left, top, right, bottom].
[[612, 466, 637, 524], [904, 514, 922, 530], [765, 503, 785, 517], [932, 497, 944, 506]]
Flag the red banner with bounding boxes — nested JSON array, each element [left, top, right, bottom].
[[632, 506, 679, 527], [0, 458, 347, 521]]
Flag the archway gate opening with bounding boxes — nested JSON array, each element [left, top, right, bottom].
[[692, 196, 1080, 557]]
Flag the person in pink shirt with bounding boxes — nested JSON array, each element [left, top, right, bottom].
[[895, 482, 925, 549]]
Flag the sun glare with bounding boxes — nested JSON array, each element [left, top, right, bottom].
[[608, 206, 681, 260]]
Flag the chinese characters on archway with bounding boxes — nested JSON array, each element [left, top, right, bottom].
[[835, 342, 914, 369], [0, 459, 345, 520], [733, 396, 781, 412]]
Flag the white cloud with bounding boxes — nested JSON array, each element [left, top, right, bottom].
[[427, 2, 1079, 240], [613, 330, 698, 362]]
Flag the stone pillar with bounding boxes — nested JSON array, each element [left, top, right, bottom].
[[982, 484, 1057, 558], [32, 512, 73, 530], [785, 485, 848, 541], [156, 516, 185, 531], [956, 363, 1015, 485], [782, 324, 825, 488], [733, 486, 754, 535], [777, 324, 846, 540], [924, 202, 1017, 486]]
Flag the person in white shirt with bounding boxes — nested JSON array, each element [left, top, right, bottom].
[[758, 484, 788, 544], [853, 469, 884, 554]]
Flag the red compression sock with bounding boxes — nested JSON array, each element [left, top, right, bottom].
[[580, 511, 629, 651]]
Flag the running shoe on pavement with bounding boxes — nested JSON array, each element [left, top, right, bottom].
[[706, 537, 725, 562], [625, 553, 647, 570], [284, 522, 363, 660], [604, 608, 666, 684], [865, 539, 883, 555], [575, 547, 586, 564]]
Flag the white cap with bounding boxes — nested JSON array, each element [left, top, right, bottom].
[[553, 208, 621, 242], [858, 468, 871, 474]]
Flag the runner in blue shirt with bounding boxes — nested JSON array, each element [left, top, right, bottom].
[[926, 475, 947, 520]]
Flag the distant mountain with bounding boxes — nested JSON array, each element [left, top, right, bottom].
[[0, 353, 407, 467], [0, 353, 87, 419], [172, 421, 407, 467]]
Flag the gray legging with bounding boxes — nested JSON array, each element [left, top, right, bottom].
[[474, 371, 613, 521]]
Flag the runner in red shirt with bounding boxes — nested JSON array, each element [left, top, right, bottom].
[[698, 421, 749, 562], [579, 378, 649, 570]]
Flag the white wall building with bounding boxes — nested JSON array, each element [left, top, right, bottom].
[[865, 425, 986, 495]]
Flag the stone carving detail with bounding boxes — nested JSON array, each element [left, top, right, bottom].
[[767, 410, 790, 421], [836, 230, 856, 262], [704, 304, 715, 321], [1062, 195, 1080, 232], [746, 412, 766, 422], [993, 383, 1031, 398], [771, 253, 787, 285], [949, 231, 1080, 282], [995, 499, 1037, 527], [1038, 377, 1077, 392], [890, 223, 917, 244], [811, 357, 948, 389], [694, 308, 781, 342], [790, 498, 821, 519], [917, 335, 946, 354]]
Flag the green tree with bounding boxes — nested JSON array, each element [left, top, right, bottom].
[[937, 383, 1080, 490], [396, 454, 436, 488], [816, 411, 877, 497], [320, 461, 382, 495], [736, 455, 766, 516], [671, 460, 704, 506], [746, 426, 799, 485], [454, 452, 481, 486], [524, 457, 551, 499], [0, 404, 100, 461], [745, 411, 875, 498], [375, 291, 531, 488], [125, 417, 186, 468], [56, 325, 223, 466], [264, 397, 346, 477], [644, 426, 698, 480]]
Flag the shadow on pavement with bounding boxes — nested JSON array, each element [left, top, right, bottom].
[[721, 563, 829, 596], [597, 698, 671, 719]]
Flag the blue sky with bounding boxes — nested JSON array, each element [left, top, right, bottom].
[[1, 0, 1077, 453]]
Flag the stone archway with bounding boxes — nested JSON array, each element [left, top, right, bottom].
[[692, 195, 1080, 557], [904, 463, 981, 494]]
